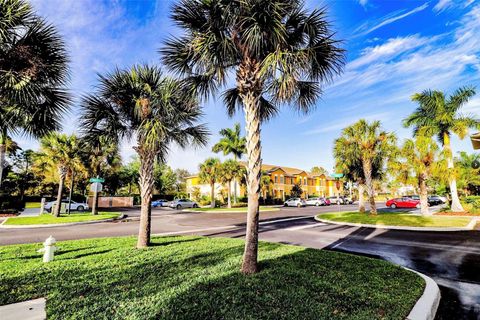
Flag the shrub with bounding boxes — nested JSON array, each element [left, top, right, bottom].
[[0, 196, 25, 213]]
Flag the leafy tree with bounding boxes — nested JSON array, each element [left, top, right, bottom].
[[80, 65, 208, 248], [334, 120, 396, 215], [162, 0, 344, 274], [310, 166, 328, 176], [10, 149, 36, 200], [174, 168, 191, 193], [36, 133, 83, 217], [153, 164, 177, 195], [199, 158, 222, 208], [0, 0, 70, 187], [403, 86, 478, 212], [118, 160, 140, 195], [455, 152, 480, 195], [391, 136, 442, 215], [219, 159, 242, 208], [290, 183, 303, 198]]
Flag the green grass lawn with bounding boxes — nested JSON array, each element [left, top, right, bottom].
[[0, 236, 423, 320], [318, 211, 473, 228], [25, 202, 41, 209], [189, 206, 279, 212], [3, 212, 120, 225]]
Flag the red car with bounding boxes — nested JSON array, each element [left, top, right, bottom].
[[386, 197, 420, 209]]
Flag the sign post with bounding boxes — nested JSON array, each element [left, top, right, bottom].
[[89, 177, 104, 215]]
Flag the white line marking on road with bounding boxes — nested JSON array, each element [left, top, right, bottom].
[[259, 216, 310, 225], [285, 223, 327, 231], [152, 225, 237, 236]]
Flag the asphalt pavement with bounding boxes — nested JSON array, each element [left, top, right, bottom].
[[1, 204, 478, 319]]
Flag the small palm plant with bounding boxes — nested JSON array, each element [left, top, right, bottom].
[[334, 120, 396, 215], [403, 86, 478, 212], [199, 158, 222, 208], [162, 0, 344, 274], [37, 133, 83, 217], [219, 159, 242, 208], [80, 65, 208, 248], [0, 0, 70, 187]]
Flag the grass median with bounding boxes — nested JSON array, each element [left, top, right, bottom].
[[2, 212, 120, 225], [187, 206, 279, 213], [318, 211, 473, 228], [0, 236, 424, 319]]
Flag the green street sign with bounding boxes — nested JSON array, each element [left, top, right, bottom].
[[331, 173, 344, 178], [89, 177, 105, 183]]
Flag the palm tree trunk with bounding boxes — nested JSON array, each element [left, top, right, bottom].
[[210, 183, 215, 208], [137, 150, 154, 248], [238, 57, 262, 274], [54, 166, 67, 217], [227, 181, 232, 208], [362, 158, 377, 215], [444, 133, 464, 212], [358, 182, 365, 213], [233, 155, 238, 204], [418, 173, 430, 215], [0, 143, 5, 188]]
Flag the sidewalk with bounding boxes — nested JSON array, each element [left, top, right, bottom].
[[19, 208, 41, 217]]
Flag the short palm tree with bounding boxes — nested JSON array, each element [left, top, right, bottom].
[[392, 136, 441, 215], [162, 0, 344, 274], [37, 133, 82, 217], [80, 65, 208, 248], [199, 158, 222, 208], [212, 123, 246, 203], [335, 120, 396, 215], [0, 0, 70, 187], [219, 159, 242, 208], [403, 86, 478, 212]]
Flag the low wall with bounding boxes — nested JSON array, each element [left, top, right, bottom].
[[88, 196, 134, 208]]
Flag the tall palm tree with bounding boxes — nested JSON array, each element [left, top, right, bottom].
[[333, 137, 384, 213], [80, 65, 208, 248], [37, 133, 82, 217], [334, 120, 396, 215], [199, 158, 222, 208], [392, 136, 441, 215], [403, 86, 478, 212], [162, 0, 344, 274], [219, 159, 242, 208], [0, 0, 70, 187]]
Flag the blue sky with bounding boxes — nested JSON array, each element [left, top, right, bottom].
[[21, 0, 480, 173]]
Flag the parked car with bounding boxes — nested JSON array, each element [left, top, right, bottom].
[[169, 199, 198, 210], [152, 199, 169, 207], [327, 196, 353, 205], [305, 197, 330, 206], [284, 198, 306, 207], [428, 195, 445, 206], [386, 197, 420, 209], [44, 200, 89, 213], [407, 195, 420, 201]]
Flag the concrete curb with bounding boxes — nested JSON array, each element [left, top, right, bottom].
[[0, 298, 46, 320], [314, 216, 478, 232], [182, 208, 281, 213], [405, 268, 441, 320], [0, 214, 125, 229]]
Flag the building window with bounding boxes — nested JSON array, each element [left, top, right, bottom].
[[280, 175, 284, 184], [304, 177, 307, 185], [274, 175, 278, 183]]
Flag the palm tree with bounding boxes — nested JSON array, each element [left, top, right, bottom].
[[213, 123, 246, 204], [456, 152, 480, 195], [403, 86, 478, 212], [199, 158, 222, 208], [334, 120, 396, 215], [260, 171, 272, 199], [37, 133, 82, 217], [392, 136, 441, 215], [162, 0, 344, 274], [80, 136, 121, 215], [0, 0, 70, 188], [219, 159, 242, 208], [80, 65, 208, 248]]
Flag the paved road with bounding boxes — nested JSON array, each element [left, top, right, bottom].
[[1, 204, 478, 319]]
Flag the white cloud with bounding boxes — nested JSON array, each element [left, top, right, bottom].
[[358, 0, 368, 7], [304, 112, 393, 135], [356, 3, 429, 36], [434, 0, 453, 12]]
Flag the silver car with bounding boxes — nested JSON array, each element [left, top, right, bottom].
[[45, 200, 89, 213], [169, 199, 198, 210], [305, 197, 328, 206], [284, 198, 306, 207]]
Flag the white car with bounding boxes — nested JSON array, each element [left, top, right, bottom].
[[169, 199, 198, 210], [44, 200, 89, 213], [305, 197, 329, 206], [284, 198, 306, 207]]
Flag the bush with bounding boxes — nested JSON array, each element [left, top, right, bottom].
[[461, 196, 480, 213], [0, 196, 25, 213], [231, 203, 247, 208]]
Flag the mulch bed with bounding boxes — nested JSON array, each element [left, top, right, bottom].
[[435, 212, 480, 216]]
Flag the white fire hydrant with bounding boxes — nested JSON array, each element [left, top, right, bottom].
[[37, 236, 58, 263]]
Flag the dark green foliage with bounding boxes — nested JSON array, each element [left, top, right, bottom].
[[0, 236, 423, 319], [290, 183, 303, 198]]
